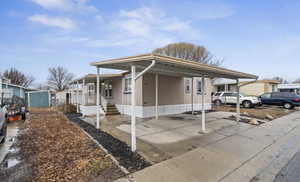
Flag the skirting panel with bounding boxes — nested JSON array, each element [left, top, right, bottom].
[[116, 103, 211, 118], [80, 105, 104, 116]]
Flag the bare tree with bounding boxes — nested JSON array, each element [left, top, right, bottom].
[[47, 67, 74, 91], [35, 83, 51, 90], [153, 42, 223, 66], [3, 68, 35, 87], [272, 76, 289, 84]]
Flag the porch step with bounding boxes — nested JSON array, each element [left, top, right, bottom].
[[105, 104, 120, 116]]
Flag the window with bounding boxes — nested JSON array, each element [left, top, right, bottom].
[[105, 83, 112, 98], [214, 92, 222, 96], [261, 93, 271, 99], [197, 80, 202, 94], [217, 85, 225, 92], [272, 85, 277, 92], [87, 84, 94, 96], [185, 79, 191, 94], [222, 93, 234, 97], [124, 77, 131, 93]]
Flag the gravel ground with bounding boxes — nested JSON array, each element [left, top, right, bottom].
[[213, 105, 293, 120], [0, 110, 124, 182], [65, 114, 151, 173]]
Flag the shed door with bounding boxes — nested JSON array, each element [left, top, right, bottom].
[[29, 92, 49, 107]]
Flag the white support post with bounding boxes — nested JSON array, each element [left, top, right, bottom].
[[48, 91, 51, 107], [236, 79, 240, 123], [201, 77, 206, 132], [27, 93, 31, 107], [155, 74, 158, 120], [99, 69, 102, 106], [121, 78, 124, 114], [82, 79, 85, 106], [0, 77, 2, 103], [76, 81, 79, 113], [96, 67, 100, 129], [191, 77, 194, 114], [131, 65, 137, 152]]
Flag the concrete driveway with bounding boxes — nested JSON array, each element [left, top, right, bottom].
[[82, 111, 256, 162], [117, 112, 248, 144]]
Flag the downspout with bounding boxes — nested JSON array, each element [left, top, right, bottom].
[[135, 60, 156, 80]]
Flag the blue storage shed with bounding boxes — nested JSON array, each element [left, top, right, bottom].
[[26, 91, 54, 107]]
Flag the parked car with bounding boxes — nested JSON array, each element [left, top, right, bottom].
[[0, 105, 7, 144], [213, 92, 261, 108], [259, 92, 300, 109]]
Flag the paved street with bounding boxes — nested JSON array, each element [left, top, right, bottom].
[[273, 149, 300, 182]]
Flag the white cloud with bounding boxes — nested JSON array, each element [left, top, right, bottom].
[[106, 6, 200, 50], [28, 14, 76, 30], [116, 19, 151, 37], [180, 2, 235, 20], [31, 0, 97, 12], [116, 7, 193, 35]]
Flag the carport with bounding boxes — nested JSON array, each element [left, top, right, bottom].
[[90, 53, 258, 151]]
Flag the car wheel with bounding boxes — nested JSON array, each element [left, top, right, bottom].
[[243, 101, 252, 108], [283, 103, 293, 109], [214, 100, 222, 106]]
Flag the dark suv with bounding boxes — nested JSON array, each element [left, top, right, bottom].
[[259, 92, 300, 109]]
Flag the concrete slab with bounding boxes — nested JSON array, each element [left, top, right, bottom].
[[117, 113, 237, 144], [239, 127, 283, 145], [132, 147, 239, 182], [206, 119, 235, 131], [138, 130, 192, 144], [220, 163, 261, 182], [216, 122, 254, 136], [205, 135, 266, 163]]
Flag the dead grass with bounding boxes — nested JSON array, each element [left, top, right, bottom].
[[17, 109, 124, 182], [213, 105, 293, 120]]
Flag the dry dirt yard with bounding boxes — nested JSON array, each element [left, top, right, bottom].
[[0, 109, 124, 182], [213, 105, 294, 120]]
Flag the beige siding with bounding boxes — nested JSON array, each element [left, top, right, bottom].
[[111, 74, 143, 106], [266, 83, 278, 93], [110, 77, 122, 105], [240, 82, 265, 96], [143, 74, 184, 106], [143, 74, 212, 106]]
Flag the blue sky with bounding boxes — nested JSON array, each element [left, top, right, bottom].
[[0, 0, 299, 84]]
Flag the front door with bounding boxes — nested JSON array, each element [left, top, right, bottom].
[[104, 82, 112, 99]]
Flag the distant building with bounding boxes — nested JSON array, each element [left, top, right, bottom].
[[213, 79, 279, 96], [0, 76, 27, 101], [278, 84, 300, 95]]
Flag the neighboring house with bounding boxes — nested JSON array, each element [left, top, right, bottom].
[[0, 76, 27, 101], [0, 76, 52, 107], [278, 84, 300, 95], [213, 79, 279, 96]]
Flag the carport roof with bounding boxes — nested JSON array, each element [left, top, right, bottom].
[[90, 54, 258, 79], [70, 73, 126, 84]]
